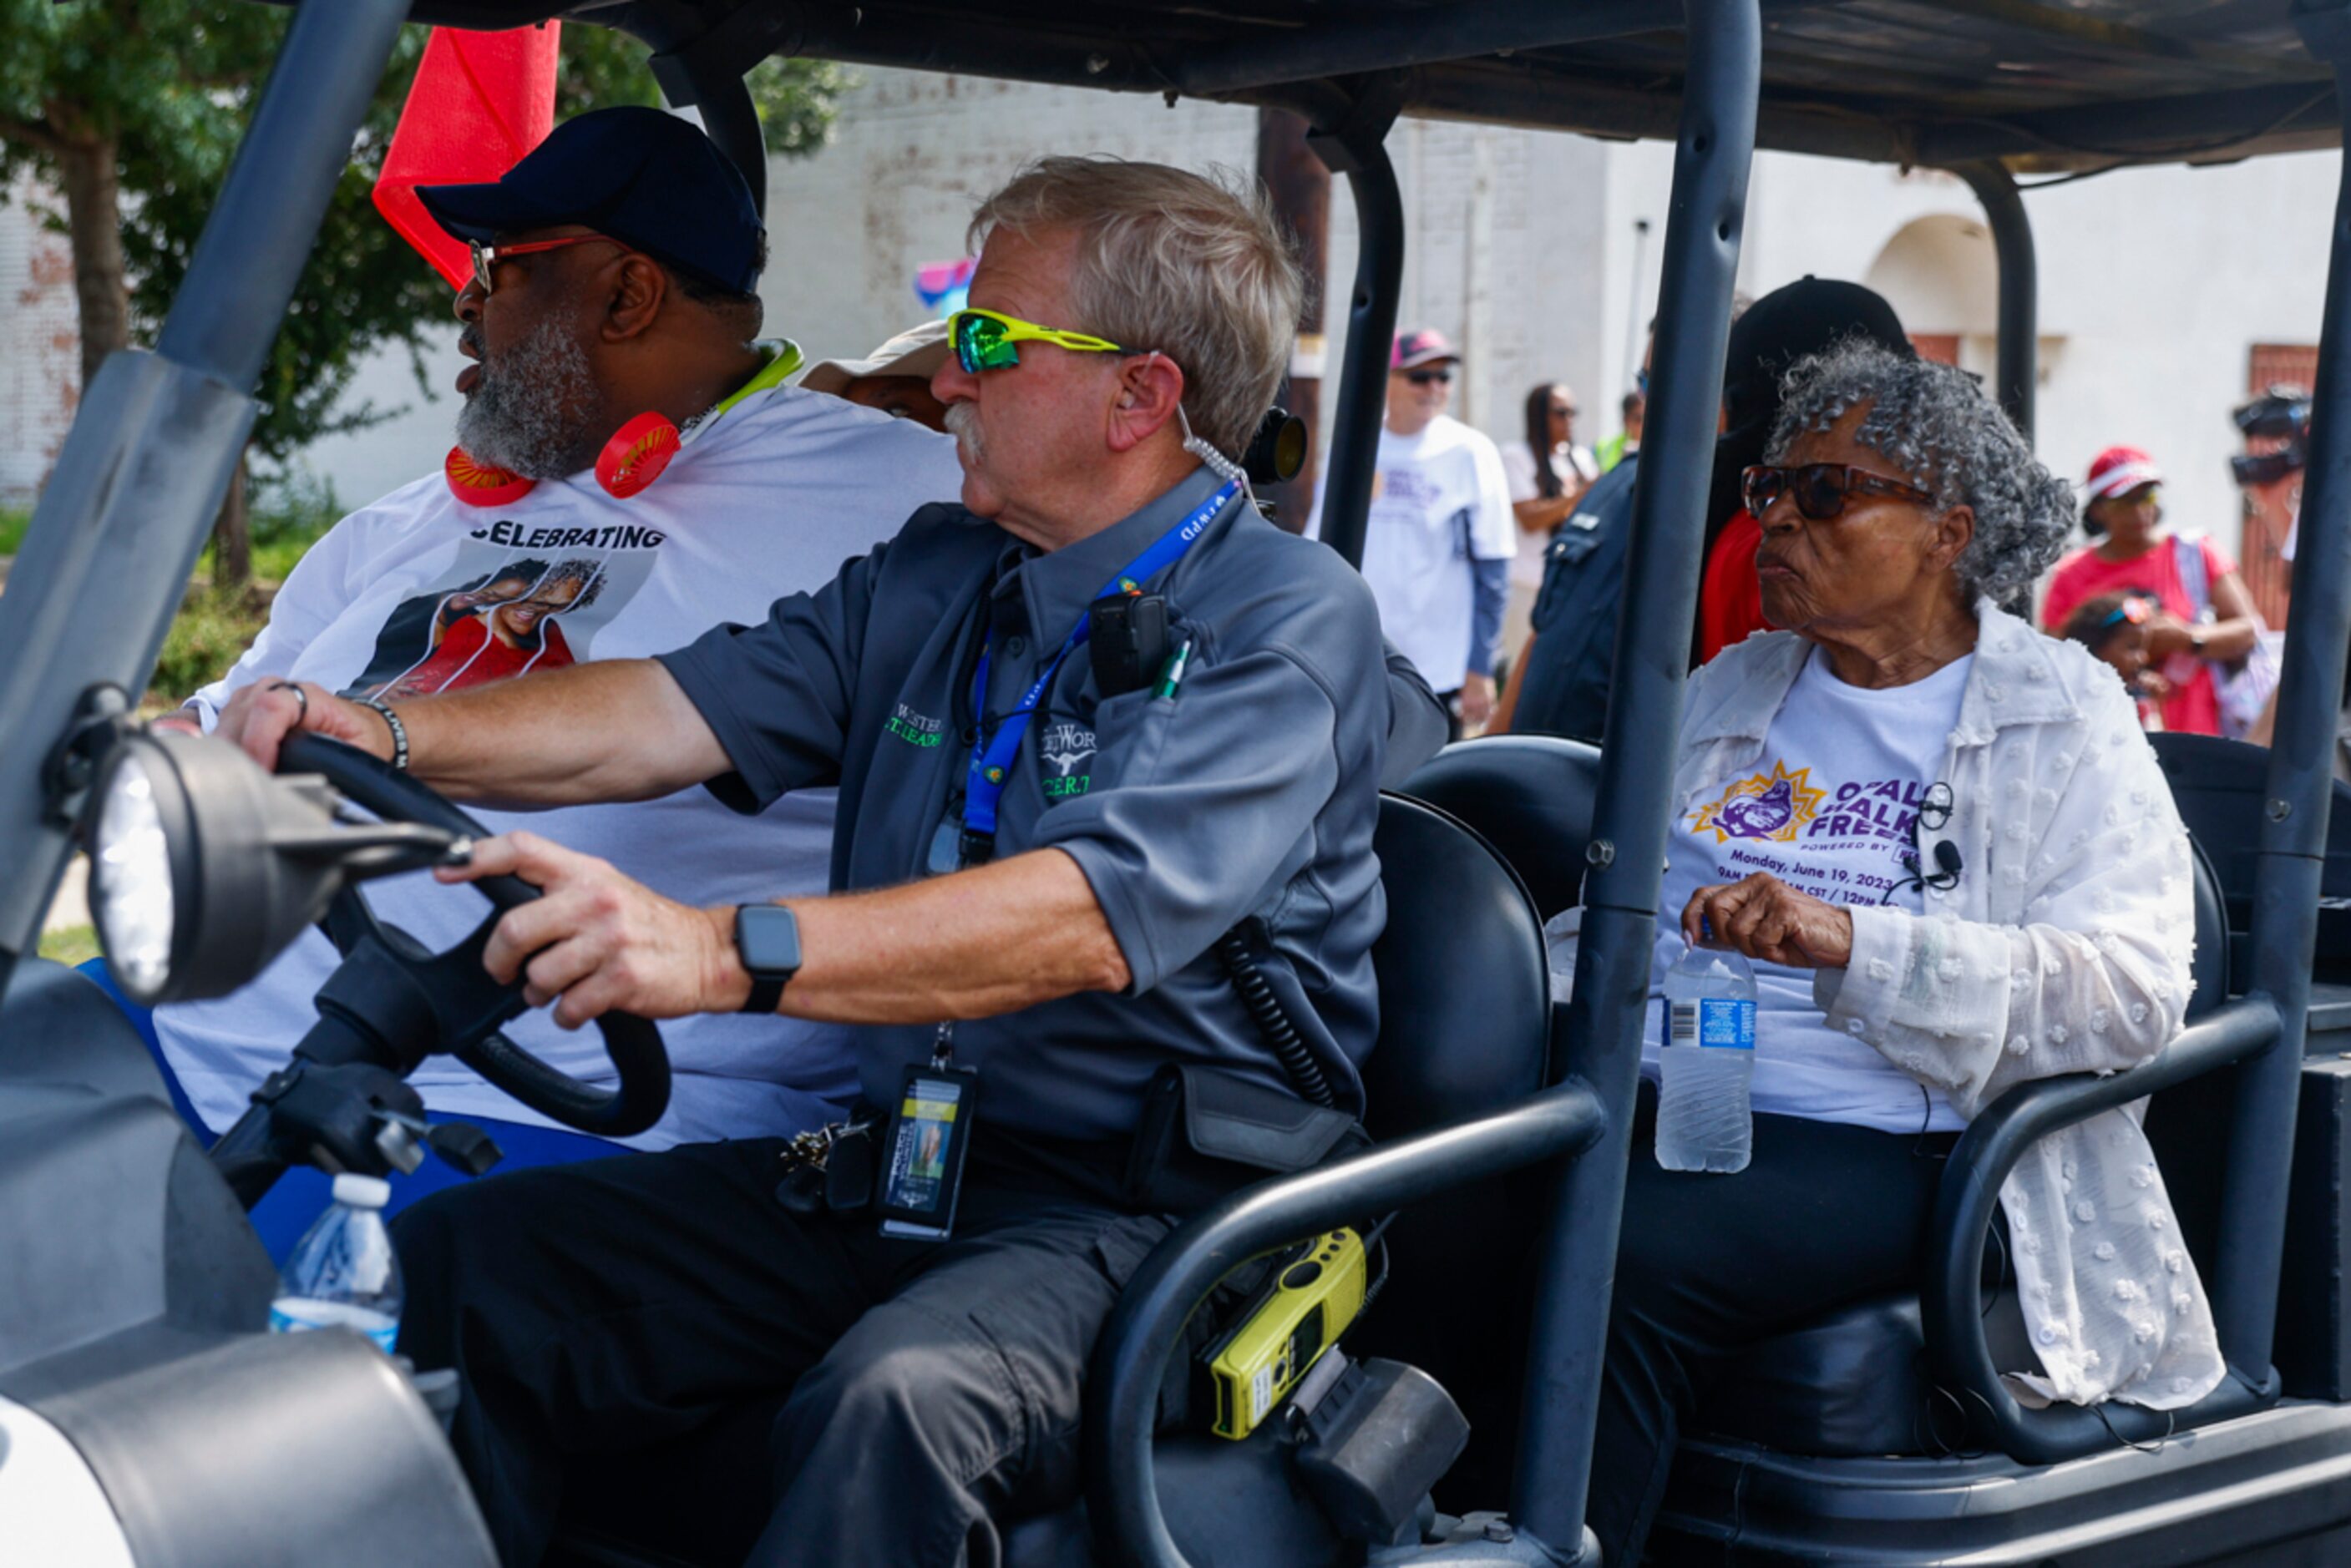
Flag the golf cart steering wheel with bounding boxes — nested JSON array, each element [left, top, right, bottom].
[[279, 731, 671, 1138]]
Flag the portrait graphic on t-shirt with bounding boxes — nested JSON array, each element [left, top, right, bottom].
[[342, 539, 658, 701]]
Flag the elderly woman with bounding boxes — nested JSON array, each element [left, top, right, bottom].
[[1590, 341, 2224, 1562]]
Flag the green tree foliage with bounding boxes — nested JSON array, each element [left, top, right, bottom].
[[0, 3, 847, 579]]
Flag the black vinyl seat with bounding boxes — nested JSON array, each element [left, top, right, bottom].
[[1398, 736, 1602, 923], [551, 792, 1553, 1567]]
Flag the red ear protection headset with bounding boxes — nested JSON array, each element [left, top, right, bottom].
[[445, 409, 681, 507]]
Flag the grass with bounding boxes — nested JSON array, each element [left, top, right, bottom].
[[151, 586, 275, 700], [0, 508, 27, 555], [37, 924, 99, 969]]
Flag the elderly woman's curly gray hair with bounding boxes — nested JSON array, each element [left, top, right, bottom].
[[1766, 339, 2075, 604]]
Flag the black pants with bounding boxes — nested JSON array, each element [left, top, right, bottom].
[[1587, 1085, 1958, 1564], [392, 1136, 1175, 1567]]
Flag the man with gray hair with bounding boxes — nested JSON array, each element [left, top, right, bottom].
[[219, 154, 1401, 1563]]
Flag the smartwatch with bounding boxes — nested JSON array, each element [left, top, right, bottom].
[[733, 904, 803, 1014]]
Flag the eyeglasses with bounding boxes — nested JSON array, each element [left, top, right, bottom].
[[945, 308, 1126, 373], [469, 235, 618, 296], [1741, 463, 1935, 524], [1406, 368, 1453, 387]]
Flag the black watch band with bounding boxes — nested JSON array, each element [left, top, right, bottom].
[[734, 904, 803, 1014]]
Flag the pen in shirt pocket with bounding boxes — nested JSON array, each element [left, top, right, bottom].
[[1153, 638, 1193, 700]]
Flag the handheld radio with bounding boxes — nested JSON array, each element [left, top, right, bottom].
[[1200, 1227, 1370, 1439]]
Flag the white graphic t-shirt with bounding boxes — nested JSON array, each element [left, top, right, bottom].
[[1646, 647, 1976, 1134], [1308, 414, 1514, 691], [164, 373, 969, 1147]]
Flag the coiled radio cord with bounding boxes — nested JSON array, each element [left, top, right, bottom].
[[1214, 920, 1336, 1108]]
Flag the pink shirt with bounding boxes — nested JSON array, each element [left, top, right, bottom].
[[2041, 534, 2236, 736]]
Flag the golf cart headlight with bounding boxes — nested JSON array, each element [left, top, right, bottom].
[[85, 731, 354, 1008], [90, 750, 178, 1001], [83, 731, 467, 1008]]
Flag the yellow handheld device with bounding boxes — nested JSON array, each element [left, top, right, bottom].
[[1202, 1228, 1370, 1439]]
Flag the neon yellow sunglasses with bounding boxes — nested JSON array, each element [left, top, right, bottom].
[[946, 308, 1126, 373]]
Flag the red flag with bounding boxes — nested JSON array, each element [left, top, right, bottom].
[[372, 25, 564, 292]]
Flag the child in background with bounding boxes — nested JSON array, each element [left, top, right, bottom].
[[2061, 590, 2170, 731]]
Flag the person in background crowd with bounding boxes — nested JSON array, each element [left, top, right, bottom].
[[1498, 381, 1599, 660], [1308, 327, 1514, 737], [2041, 447, 2262, 738], [1598, 387, 1644, 473], [797, 319, 952, 432], [2060, 590, 2169, 730], [1696, 278, 1913, 667]]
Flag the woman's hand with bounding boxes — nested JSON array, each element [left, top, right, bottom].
[[2141, 610, 2199, 661], [1680, 873, 1855, 969]]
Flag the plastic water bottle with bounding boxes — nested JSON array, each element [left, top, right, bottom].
[[1656, 940, 1757, 1173], [271, 1173, 402, 1354]]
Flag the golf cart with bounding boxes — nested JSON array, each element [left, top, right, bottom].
[[6, 1, 2351, 1564]]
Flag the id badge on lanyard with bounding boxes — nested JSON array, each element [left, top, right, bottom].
[[887, 478, 1236, 1241], [879, 1049, 981, 1241]]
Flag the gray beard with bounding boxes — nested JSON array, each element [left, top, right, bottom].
[[453, 311, 601, 480], [942, 400, 986, 468]]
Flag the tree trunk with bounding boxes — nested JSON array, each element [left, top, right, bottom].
[[212, 452, 251, 595], [53, 130, 130, 398]]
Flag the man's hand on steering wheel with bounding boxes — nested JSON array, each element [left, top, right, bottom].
[[438, 832, 753, 1026], [215, 678, 392, 771]]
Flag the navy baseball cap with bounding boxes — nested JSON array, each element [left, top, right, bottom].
[[418, 105, 765, 295]]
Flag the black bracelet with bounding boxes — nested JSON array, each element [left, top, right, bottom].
[[355, 695, 409, 772]]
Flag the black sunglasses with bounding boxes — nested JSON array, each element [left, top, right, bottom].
[[1742, 463, 1934, 523], [1405, 367, 1453, 387]]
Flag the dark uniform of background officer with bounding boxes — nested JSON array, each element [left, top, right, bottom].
[[222, 156, 1396, 1566]]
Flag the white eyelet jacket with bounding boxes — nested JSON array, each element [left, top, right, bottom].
[[1675, 599, 2225, 1411]]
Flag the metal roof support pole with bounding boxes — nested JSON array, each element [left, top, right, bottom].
[[1953, 162, 2036, 443], [649, 53, 770, 220], [0, 0, 408, 999], [2215, 0, 2351, 1382], [1508, 0, 1760, 1557], [1305, 77, 1407, 571]]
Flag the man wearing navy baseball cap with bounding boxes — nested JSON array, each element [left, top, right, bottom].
[[417, 104, 777, 483], [142, 108, 966, 1255]]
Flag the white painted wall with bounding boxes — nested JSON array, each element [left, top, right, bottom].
[[0, 184, 84, 508]]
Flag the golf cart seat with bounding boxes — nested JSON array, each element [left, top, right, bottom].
[[550, 790, 1553, 1567], [2151, 731, 2351, 981], [1401, 736, 1603, 923], [1401, 736, 2234, 1460]]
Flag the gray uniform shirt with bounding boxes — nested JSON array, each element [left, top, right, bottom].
[[658, 466, 1391, 1143]]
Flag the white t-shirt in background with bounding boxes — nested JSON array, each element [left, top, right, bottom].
[[1310, 414, 1514, 692], [1498, 438, 1599, 589], [164, 380, 969, 1148], [1646, 647, 1977, 1134]]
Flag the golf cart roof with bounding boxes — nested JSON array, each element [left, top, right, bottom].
[[398, 0, 2338, 173]]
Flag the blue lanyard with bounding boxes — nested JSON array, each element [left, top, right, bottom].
[[962, 478, 1238, 843]]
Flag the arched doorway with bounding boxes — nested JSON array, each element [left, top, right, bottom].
[[1863, 214, 1998, 372]]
